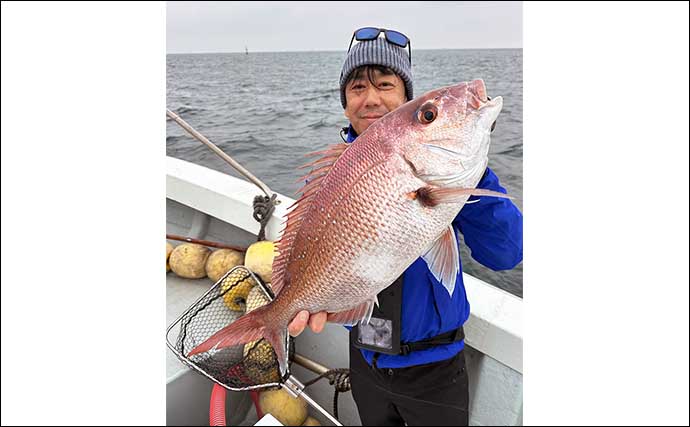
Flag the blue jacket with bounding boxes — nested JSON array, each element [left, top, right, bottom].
[[344, 125, 523, 368]]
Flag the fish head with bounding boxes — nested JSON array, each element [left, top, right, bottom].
[[376, 79, 503, 188]]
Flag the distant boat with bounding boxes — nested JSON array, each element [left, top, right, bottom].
[[245, 46, 248, 55]]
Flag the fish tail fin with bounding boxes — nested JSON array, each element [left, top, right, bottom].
[[188, 306, 269, 357], [187, 305, 291, 376], [263, 327, 289, 377]]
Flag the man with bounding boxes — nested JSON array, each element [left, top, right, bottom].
[[289, 28, 523, 426]]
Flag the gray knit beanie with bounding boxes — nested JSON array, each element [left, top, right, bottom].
[[339, 37, 413, 108]]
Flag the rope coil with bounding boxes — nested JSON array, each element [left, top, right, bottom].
[[302, 368, 351, 420], [253, 194, 277, 242]]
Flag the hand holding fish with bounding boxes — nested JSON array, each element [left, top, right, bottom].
[[288, 310, 328, 337]]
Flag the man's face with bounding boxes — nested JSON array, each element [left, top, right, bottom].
[[344, 68, 407, 135]]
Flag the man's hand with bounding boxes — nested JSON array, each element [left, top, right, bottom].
[[288, 311, 327, 337]]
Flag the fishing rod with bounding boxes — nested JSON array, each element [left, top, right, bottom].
[[166, 108, 278, 203]]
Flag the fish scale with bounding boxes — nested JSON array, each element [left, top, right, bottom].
[[289, 142, 389, 309]]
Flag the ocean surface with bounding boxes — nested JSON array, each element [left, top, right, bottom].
[[167, 49, 523, 298]]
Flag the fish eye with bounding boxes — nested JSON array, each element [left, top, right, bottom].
[[417, 104, 438, 124]]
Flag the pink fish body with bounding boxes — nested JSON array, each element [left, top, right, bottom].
[[190, 80, 508, 375]]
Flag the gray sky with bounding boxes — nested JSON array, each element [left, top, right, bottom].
[[167, 1, 522, 53]]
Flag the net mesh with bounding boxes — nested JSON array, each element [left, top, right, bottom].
[[167, 266, 294, 390]]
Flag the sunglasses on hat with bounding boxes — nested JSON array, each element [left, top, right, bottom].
[[347, 27, 412, 65]]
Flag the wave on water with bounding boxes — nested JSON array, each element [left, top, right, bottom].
[[172, 105, 207, 117]]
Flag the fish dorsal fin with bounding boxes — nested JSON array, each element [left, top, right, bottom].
[[271, 143, 350, 296], [422, 225, 460, 297], [326, 298, 377, 326]]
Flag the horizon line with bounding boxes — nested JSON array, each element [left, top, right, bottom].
[[167, 47, 523, 55]]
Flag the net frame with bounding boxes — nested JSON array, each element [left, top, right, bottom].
[[166, 265, 294, 391]]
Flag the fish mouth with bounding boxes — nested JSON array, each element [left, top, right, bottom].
[[458, 79, 498, 111], [466, 80, 503, 123], [481, 96, 503, 120]]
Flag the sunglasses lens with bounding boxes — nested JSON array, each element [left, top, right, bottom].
[[355, 27, 380, 41], [385, 30, 409, 47]]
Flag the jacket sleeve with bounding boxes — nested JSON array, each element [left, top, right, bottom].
[[453, 167, 523, 271]]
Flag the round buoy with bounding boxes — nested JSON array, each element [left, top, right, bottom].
[[206, 248, 244, 283], [220, 275, 255, 311], [244, 241, 276, 283], [258, 388, 308, 426], [169, 243, 211, 279]]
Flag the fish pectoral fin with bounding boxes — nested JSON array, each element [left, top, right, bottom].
[[422, 225, 460, 297], [327, 299, 377, 326], [415, 186, 513, 207]]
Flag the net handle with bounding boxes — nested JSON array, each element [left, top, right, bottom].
[[282, 376, 343, 426]]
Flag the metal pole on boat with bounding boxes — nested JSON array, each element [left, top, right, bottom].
[[166, 108, 275, 200], [283, 376, 343, 426], [166, 234, 247, 252], [292, 353, 330, 375]]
